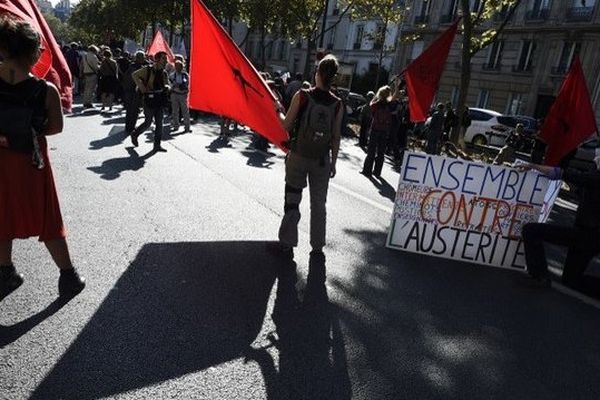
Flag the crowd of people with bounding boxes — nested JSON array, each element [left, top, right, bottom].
[[63, 42, 191, 152]]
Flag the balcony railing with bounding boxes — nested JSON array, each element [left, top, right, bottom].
[[551, 65, 568, 75], [482, 63, 501, 71], [566, 6, 594, 21], [414, 14, 429, 24], [525, 8, 550, 20], [512, 64, 533, 73]]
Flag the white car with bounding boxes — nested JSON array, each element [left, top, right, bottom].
[[464, 108, 510, 147]]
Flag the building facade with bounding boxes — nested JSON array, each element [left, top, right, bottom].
[[239, 1, 401, 90], [395, 0, 600, 123]]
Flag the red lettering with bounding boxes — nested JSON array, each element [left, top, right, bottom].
[[508, 203, 534, 239], [436, 191, 456, 225], [420, 190, 441, 222], [491, 200, 511, 235]]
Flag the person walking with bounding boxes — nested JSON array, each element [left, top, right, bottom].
[[130, 51, 170, 152], [123, 51, 146, 135], [169, 60, 191, 133], [0, 16, 85, 299], [358, 91, 374, 148], [98, 49, 118, 112], [81, 45, 99, 109], [425, 103, 445, 155], [270, 55, 343, 259], [361, 85, 393, 177]]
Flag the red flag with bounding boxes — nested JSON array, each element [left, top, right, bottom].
[[540, 57, 598, 166], [147, 31, 175, 64], [403, 19, 459, 123], [189, 0, 288, 151], [0, 0, 72, 110]]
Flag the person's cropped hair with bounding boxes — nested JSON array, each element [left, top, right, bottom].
[[0, 15, 41, 67]]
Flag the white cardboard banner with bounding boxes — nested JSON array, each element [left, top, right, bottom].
[[387, 152, 559, 270]]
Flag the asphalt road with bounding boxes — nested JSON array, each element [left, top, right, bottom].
[[2, 106, 600, 400]]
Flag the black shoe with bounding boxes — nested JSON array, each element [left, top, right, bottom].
[[517, 274, 551, 289], [153, 146, 167, 152], [131, 133, 139, 147], [0, 264, 24, 300], [266, 242, 294, 260], [58, 268, 85, 298]]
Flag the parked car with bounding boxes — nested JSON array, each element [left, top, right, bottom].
[[464, 108, 508, 147]]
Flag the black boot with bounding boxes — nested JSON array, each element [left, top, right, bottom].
[[58, 268, 86, 298], [0, 264, 24, 300]]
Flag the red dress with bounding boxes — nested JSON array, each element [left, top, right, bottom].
[[0, 77, 66, 241]]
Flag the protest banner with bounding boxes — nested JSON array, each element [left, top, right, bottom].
[[387, 153, 559, 270]]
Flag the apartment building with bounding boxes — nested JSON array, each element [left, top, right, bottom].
[[395, 0, 600, 122], [241, 1, 400, 89]]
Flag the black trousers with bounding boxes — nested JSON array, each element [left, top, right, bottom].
[[522, 223, 600, 285], [124, 91, 141, 134], [133, 105, 164, 148], [362, 129, 387, 176]]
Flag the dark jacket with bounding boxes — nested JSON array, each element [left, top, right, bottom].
[[563, 169, 600, 229]]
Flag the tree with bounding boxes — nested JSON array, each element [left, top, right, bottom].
[[453, 0, 523, 146], [239, 0, 281, 70], [352, 0, 410, 90]]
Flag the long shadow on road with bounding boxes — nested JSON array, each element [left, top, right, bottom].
[[87, 147, 154, 180], [332, 228, 600, 399], [30, 241, 279, 400]]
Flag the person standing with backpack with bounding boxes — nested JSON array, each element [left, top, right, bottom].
[[361, 85, 392, 177], [270, 55, 343, 259]]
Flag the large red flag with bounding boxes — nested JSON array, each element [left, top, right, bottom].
[[403, 19, 459, 123], [540, 57, 598, 166], [147, 30, 175, 64], [0, 0, 72, 111], [189, 0, 288, 151]]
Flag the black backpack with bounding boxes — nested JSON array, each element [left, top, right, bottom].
[[0, 79, 47, 156], [292, 89, 338, 159]]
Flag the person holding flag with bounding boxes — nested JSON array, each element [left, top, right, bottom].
[[518, 56, 599, 289]]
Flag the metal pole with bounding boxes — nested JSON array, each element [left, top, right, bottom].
[[319, 0, 330, 48]]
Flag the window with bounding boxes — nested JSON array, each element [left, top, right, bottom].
[[477, 89, 490, 108], [485, 40, 504, 69], [411, 41, 424, 60], [450, 86, 460, 107], [567, 0, 595, 21], [470, 109, 494, 121], [327, 25, 336, 50], [354, 25, 364, 50], [442, 0, 459, 22], [505, 93, 525, 115], [373, 25, 385, 50], [516, 40, 535, 71], [278, 41, 286, 60], [416, 0, 433, 23], [471, 0, 483, 13], [556, 41, 581, 73]]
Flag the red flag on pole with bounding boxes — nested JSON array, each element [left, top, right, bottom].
[[147, 30, 175, 64], [540, 57, 598, 166], [188, 0, 289, 151], [403, 19, 459, 123], [0, 0, 72, 110]]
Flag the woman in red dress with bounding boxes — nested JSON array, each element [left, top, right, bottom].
[[0, 16, 85, 299]]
